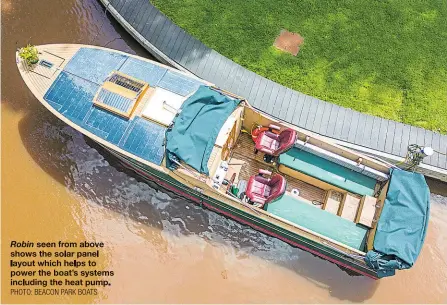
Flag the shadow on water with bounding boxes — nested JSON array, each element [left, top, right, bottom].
[[17, 102, 379, 302]]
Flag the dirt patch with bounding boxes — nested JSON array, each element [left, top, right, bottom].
[[273, 29, 304, 56]]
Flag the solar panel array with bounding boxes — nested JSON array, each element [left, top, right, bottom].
[[43, 47, 206, 165], [96, 88, 134, 113]]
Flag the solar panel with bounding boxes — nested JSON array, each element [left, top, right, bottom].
[[118, 57, 167, 86], [44, 72, 99, 124], [64, 48, 128, 84], [44, 71, 166, 165], [42, 48, 208, 167], [158, 70, 204, 96], [121, 117, 166, 165], [96, 88, 134, 113], [83, 106, 131, 145]]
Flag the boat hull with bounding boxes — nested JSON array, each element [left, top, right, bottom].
[[15, 44, 379, 279], [100, 143, 379, 280]]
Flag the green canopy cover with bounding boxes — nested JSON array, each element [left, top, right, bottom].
[[365, 168, 430, 277], [165, 86, 240, 175]]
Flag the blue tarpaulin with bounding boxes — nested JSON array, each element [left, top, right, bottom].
[[365, 168, 430, 277], [165, 86, 240, 175]]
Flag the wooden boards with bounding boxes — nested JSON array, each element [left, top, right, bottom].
[[339, 193, 361, 222], [356, 196, 378, 228], [323, 190, 343, 215]]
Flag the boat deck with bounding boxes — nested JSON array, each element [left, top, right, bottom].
[[18, 45, 209, 166], [230, 133, 326, 204]]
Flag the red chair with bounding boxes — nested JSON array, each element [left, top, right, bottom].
[[254, 124, 297, 162], [245, 169, 287, 208]]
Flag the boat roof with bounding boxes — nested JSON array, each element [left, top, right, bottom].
[[41, 46, 207, 165]]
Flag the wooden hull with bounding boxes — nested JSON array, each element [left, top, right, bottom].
[[101, 143, 379, 279]]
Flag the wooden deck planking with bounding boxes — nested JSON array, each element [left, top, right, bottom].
[[326, 105, 341, 138], [383, 121, 396, 153], [362, 115, 375, 148], [109, 0, 121, 8], [416, 127, 426, 150], [423, 130, 434, 165], [399, 123, 411, 157], [268, 85, 286, 116], [228, 65, 245, 93], [221, 63, 239, 90], [318, 102, 333, 136], [284, 92, 300, 123], [142, 8, 163, 39], [141, 9, 161, 39], [115, 0, 127, 13], [126, 0, 144, 27], [134, 5, 153, 33], [184, 43, 210, 74], [430, 132, 441, 168], [103, 0, 447, 171], [339, 110, 352, 142], [264, 82, 280, 115], [118, 0, 133, 18], [213, 57, 234, 90], [391, 122, 403, 156], [310, 99, 325, 134], [332, 107, 346, 140], [439, 136, 447, 168], [258, 79, 275, 111], [151, 14, 173, 48], [304, 98, 319, 130], [178, 37, 199, 66], [287, 92, 303, 124], [296, 95, 311, 128], [251, 77, 268, 109], [246, 74, 262, 104], [277, 88, 293, 119], [199, 49, 220, 83], [155, 20, 176, 54], [239, 70, 257, 100], [194, 47, 213, 77], [352, 113, 366, 145], [234, 69, 250, 97], [128, 0, 147, 28], [170, 31, 190, 62], [160, 25, 182, 57], [346, 111, 360, 143]]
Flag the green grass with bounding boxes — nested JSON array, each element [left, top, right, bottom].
[[151, 0, 447, 133]]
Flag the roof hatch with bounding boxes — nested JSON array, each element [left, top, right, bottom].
[[93, 71, 148, 118]]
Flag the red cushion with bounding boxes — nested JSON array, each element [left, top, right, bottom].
[[246, 174, 287, 208], [255, 128, 297, 156]]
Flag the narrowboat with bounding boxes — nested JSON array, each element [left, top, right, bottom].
[[16, 44, 431, 278]]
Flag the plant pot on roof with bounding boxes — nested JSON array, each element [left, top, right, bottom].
[[18, 44, 39, 66]]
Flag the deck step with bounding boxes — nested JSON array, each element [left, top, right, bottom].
[[322, 190, 343, 215], [355, 195, 378, 228], [339, 193, 362, 222]]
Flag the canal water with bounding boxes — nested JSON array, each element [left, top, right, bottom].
[[2, 0, 446, 303]]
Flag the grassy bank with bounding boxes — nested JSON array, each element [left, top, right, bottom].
[[151, 0, 447, 133]]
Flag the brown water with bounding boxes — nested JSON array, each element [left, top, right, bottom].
[[2, 0, 447, 303]]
